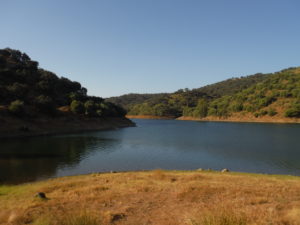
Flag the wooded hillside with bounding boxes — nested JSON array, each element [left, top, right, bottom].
[[108, 67, 300, 120], [0, 48, 126, 118]]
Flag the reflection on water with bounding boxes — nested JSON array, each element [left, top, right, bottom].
[[1, 119, 300, 184], [0, 135, 119, 183]]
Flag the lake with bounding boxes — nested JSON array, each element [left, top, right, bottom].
[[1, 119, 300, 184]]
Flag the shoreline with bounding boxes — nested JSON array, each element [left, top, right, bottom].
[[126, 114, 300, 124], [0, 116, 135, 139], [4, 168, 299, 186], [177, 116, 300, 124], [126, 115, 176, 120]]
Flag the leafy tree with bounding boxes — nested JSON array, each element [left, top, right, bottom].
[[8, 100, 25, 116], [193, 99, 208, 118], [84, 100, 96, 116], [285, 104, 300, 118], [34, 95, 56, 114], [70, 100, 85, 114], [268, 108, 277, 116]]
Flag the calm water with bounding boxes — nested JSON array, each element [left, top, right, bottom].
[[1, 119, 300, 184]]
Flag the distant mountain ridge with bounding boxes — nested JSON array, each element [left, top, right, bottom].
[[107, 67, 300, 121]]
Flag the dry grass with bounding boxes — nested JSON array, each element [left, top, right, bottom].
[[1, 170, 300, 225]]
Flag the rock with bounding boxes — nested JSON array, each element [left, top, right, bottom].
[[111, 213, 125, 222], [36, 192, 47, 199], [221, 168, 230, 173], [170, 178, 177, 182], [197, 168, 203, 171]]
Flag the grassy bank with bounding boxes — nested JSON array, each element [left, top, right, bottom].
[[1, 170, 300, 225]]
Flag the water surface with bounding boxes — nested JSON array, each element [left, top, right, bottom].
[[1, 119, 300, 183]]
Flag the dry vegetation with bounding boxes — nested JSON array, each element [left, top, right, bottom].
[[1, 170, 300, 225]]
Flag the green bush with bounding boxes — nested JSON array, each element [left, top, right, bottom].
[[244, 105, 254, 112], [34, 95, 56, 114], [229, 102, 243, 112], [254, 112, 259, 118], [8, 100, 24, 115], [183, 107, 194, 117], [207, 107, 217, 116], [259, 110, 268, 116], [96, 109, 103, 117], [84, 100, 96, 116], [268, 108, 277, 116], [70, 100, 85, 114], [285, 105, 300, 118], [193, 99, 208, 118]]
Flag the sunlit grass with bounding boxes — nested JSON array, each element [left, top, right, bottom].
[[1, 170, 300, 225], [190, 209, 247, 225]]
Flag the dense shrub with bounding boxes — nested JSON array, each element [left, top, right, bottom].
[[70, 100, 85, 114], [84, 100, 96, 116], [268, 108, 277, 116], [229, 102, 243, 112], [259, 110, 268, 116], [34, 95, 56, 114], [285, 105, 300, 118], [8, 100, 25, 115]]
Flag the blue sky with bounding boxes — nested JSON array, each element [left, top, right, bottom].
[[1, 0, 300, 97]]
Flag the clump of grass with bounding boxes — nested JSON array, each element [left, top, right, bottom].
[[191, 209, 247, 225], [0, 186, 10, 196], [32, 216, 51, 225], [61, 213, 101, 225], [152, 169, 166, 180]]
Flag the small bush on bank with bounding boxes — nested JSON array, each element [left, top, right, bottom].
[[8, 100, 25, 116], [285, 104, 300, 118], [268, 108, 277, 116], [34, 95, 56, 114], [84, 100, 96, 116], [70, 100, 85, 114]]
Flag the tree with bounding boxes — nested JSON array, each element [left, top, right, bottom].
[[84, 100, 96, 116], [8, 100, 25, 116], [70, 100, 85, 114], [285, 104, 300, 118], [34, 95, 56, 114], [193, 99, 208, 118]]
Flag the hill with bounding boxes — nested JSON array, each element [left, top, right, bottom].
[[108, 67, 300, 122], [0, 48, 134, 137], [107, 93, 167, 111], [195, 72, 268, 98], [1, 170, 300, 225], [181, 67, 300, 121]]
